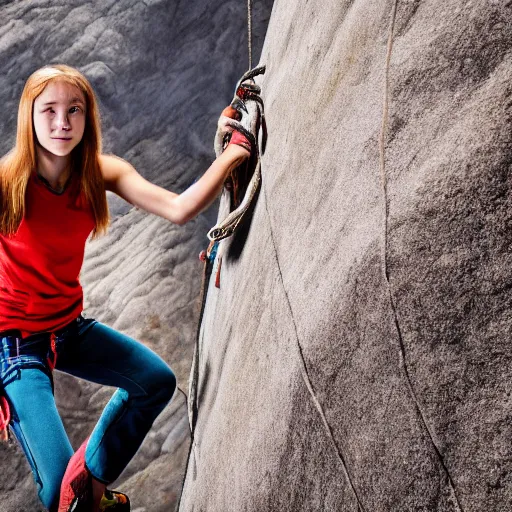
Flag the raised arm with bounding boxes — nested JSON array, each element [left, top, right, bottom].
[[100, 144, 249, 225]]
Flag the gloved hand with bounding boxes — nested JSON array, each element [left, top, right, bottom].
[[214, 66, 266, 158], [215, 99, 259, 157], [215, 105, 252, 153]]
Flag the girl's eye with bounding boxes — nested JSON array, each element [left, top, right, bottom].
[[69, 106, 81, 114]]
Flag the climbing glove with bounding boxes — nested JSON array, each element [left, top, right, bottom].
[[214, 65, 266, 158], [215, 99, 259, 157]]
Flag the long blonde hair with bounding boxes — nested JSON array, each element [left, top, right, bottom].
[[0, 64, 109, 237]]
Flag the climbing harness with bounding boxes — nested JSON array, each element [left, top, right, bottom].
[[0, 321, 76, 443], [47, 333, 58, 371], [0, 331, 58, 443]]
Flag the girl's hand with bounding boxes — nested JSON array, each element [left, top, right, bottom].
[[214, 98, 260, 158]]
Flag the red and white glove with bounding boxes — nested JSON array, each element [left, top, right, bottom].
[[214, 95, 260, 157]]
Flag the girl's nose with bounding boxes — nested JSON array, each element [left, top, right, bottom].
[[55, 114, 71, 131]]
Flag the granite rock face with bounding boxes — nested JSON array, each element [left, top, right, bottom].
[[179, 0, 512, 511], [0, 1, 272, 511]]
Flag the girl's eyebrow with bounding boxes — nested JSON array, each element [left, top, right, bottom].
[[41, 97, 85, 106]]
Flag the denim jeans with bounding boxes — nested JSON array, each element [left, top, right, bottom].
[[0, 316, 176, 512]]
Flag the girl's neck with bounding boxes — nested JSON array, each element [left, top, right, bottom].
[[36, 146, 72, 191]]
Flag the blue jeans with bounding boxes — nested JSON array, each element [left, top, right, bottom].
[[0, 316, 176, 512]]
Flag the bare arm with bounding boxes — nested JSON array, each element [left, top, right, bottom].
[[100, 144, 249, 225]]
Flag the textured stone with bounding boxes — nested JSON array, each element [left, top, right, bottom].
[[0, 1, 272, 511], [179, 0, 512, 510]]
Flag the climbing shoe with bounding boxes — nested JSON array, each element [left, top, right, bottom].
[[58, 438, 130, 511], [99, 489, 130, 511], [58, 439, 93, 512]]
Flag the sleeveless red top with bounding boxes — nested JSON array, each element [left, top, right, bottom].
[[0, 172, 95, 337]]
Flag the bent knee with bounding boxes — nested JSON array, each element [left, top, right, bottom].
[[151, 365, 176, 404]]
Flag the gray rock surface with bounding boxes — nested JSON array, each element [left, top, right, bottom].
[[0, 1, 272, 511], [179, 0, 512, 510]]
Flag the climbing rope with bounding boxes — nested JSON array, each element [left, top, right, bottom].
[[178, 5, 261, 507], [181, 69, 267, 511], [209, 65, 266, 242], [247, 0, 253, 69]]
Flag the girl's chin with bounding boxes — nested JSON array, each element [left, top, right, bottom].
[[37, 143, 76, 158]]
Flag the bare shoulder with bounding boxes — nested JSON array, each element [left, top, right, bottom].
[[99, 154, 135, 181], [99, 155, 139, 193]]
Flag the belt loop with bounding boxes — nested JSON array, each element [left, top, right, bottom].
[[15, 337, 19, 358]]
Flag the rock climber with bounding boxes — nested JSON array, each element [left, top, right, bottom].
[[0, 64, 256, 512]]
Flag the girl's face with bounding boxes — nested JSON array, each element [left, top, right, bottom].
[[33, 80, 86, 158]]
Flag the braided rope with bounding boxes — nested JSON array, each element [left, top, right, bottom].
[[247, 0, 253, 69]]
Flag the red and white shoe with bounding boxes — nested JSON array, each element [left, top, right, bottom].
[[59, 439, 131, 511], [58, 439, 93, 512]]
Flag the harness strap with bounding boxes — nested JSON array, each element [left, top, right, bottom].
[[47, 333, 58, 372], [0, 329, 62, 442], [0, 395, 10, 442]]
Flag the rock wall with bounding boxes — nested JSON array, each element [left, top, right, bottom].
[[0, 1, 272, 511], [179, 0, 512, 510]]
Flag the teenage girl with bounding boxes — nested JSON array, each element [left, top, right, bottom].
[[0, 64, 251, 512]]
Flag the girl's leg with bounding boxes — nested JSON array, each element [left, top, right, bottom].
[[5, 368, 74, 512], [56, 321, 176, 484]]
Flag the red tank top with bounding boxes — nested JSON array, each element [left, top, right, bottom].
[[0, 172, 95, 336]]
